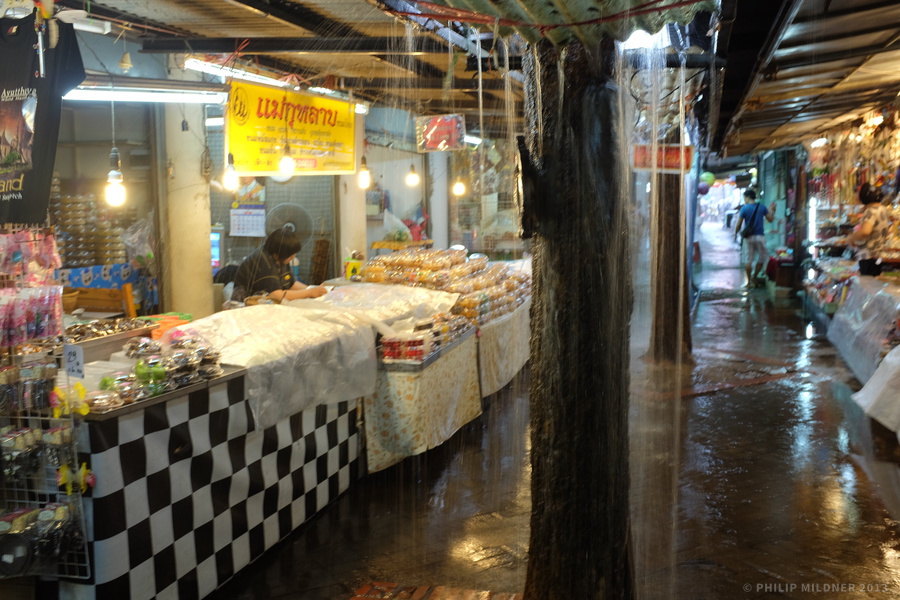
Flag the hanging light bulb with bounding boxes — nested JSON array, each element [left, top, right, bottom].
[[105, 147, 125, 206], [279, 143, 296, 175], [358, 156, 372, 189], [452, 180, 466, 196], [118, 51, 133, 73], [405, 164, 420, 187], [223, 152, 239, 191]]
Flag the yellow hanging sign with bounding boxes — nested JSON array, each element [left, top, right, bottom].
[[226, 81, 356, 175]]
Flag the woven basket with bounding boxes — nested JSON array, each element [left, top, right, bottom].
[[62, 290, 79, 313]]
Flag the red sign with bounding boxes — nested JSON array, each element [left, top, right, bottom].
[[416, 114, 466, 152], [632, 145, 693, 172]]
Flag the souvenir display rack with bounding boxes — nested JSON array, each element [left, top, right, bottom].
[[0, 225, 90, 580]]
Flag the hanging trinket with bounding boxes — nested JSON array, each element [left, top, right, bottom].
[[34, 13, 46, 78]]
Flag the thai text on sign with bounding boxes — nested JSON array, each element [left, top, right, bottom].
[[226, 81, 356, 175]]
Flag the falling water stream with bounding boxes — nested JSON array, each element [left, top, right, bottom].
[[204, 17, 700, 600]]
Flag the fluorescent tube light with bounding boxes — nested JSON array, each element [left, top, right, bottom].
[[183, 58, 292, 88], [72, 20, 112, 35], [464, 135, 482, 145], [64, 89, 226, 104], [205, 117, 225, 127], [810, 137, 828, 148]]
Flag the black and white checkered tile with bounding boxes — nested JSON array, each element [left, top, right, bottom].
[[62, 375, 361, 600]]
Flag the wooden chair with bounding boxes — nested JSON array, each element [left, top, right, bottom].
[[69, 283, 137, 319]]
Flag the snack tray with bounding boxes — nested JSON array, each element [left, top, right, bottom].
[[84, 365, 247, 421], [378, 327, 474, 372], [73, 325, 158, 363]]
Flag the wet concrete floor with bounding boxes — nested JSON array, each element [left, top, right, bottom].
[[210, 221, 900, 599]]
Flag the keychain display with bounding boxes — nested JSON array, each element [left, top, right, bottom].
[[0, 231, 63, 285], [0, 502, 85, 578], [0, 287, 63, 346], [0, 426, 44, 483]]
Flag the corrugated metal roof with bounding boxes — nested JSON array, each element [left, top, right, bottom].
[[75, 0, 712, 133], [410, 0, 716, 46], [300, 0, 398, 33], [723, 0, 900, 155], [98, 0, 310, 37]]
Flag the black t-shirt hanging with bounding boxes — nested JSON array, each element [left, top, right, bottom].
[[0, 13, 84, 224]]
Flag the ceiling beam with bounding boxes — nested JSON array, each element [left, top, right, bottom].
[[449, 100, 521, 110], [779, 23, 900, 51], [466, 56, 524, 72], [142, 37, 449, 55], [624, 51, 726, 69], [338, 77, 510, 91], [771, 37, 900, 71], [221, 0, 449, 80], [791, 0, 900, 24]]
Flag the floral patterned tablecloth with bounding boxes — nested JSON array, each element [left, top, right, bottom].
[[478, 298, 531, 397], [363, 333, 481, 472]]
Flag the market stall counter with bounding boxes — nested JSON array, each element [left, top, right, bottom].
[[827, 276, 900, 384], [364, 328, 481, 473], [61, 367, 362, 600], [478, 298, 531, 397]]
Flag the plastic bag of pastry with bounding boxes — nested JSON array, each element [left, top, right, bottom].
[[167, 348, 203, 369], [124, 337, 162, 358], [167, 331, 206, 350], [198, 363, 224, 379], [86, 391, 124, 412], [171, 370, 203, 387]]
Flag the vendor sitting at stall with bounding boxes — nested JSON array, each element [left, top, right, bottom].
[[845, 182, 891, 277], [233, 226, 328, 302]]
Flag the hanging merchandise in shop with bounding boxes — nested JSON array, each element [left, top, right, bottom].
[[0, 11, 84, 224], [225, 81, 355, 176]]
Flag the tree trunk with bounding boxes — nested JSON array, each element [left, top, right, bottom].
[[649, 173, 692, 363], [522, 39, 635, 600]]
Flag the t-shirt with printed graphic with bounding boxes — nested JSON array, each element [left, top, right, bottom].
[[0, 13, 84, 224], [856, 203, 892, 260]]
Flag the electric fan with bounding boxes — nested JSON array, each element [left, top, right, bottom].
[[265, 203, 314, 248]]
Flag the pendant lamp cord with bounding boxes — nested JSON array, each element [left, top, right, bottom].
[[110, 98, 116, 148]]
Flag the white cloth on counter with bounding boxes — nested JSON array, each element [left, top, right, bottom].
[[173, 285, 458, 429], [172, 305, 376, 429], [287, 283, 458, 327], [853, 344, 900, 433]]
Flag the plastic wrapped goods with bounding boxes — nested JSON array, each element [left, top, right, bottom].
[[828, 277, 900, 384], [169, 305, 376, 429], [854, 344, 900, 431], [301, 283, 459, 326]]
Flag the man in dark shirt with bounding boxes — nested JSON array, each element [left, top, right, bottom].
[[233, 227, 327, 301], [732, 189, 776, 288]]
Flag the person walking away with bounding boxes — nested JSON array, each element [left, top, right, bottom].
[[733, 189, 775, 288], [845, 183, 891, 276]]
